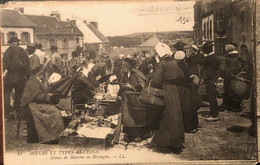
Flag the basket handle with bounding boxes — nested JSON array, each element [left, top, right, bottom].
[[237, 71, 247, 78], [148, 82, 151, 94]]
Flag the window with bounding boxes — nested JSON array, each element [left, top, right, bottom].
[[240, 10, 247, 32], [75, 37, 80, 45], [7, 32, 17, 42], [240, 45, 248, 59], [103, 44, 110, 53], [62, 39, 69, 49], [217, 8, 223, 21], [49, 39, 57, 47], [1, 33, 4, 44], [21, 32, 30, 44], [209, 20, 212, 40], [203, 22, 206, 39], [206, 21, 209, 39]]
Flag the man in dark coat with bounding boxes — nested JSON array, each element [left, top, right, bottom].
[[3, 37, 30, 121], [220, 44, 245, 112], [186, 44, 202, 77], [103, 54, 112, 73], [138, 54, 156, 78], [44, 46, 62, 82], [27, 44, 41, 73], [198, 42, 221, 121], [113, 54, 125, 80]]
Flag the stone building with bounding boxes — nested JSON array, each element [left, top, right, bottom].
[[0, 9, 36, 52], [75, 20, 110, 58], [25, 11, 83, 57], [193, 0, 254, 64]]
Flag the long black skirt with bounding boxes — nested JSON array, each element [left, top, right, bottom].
[[178, 83, 200, 132], [151, 84, 184, 149]]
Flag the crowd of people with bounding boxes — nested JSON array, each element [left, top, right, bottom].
[[3, 36, 253, 153]]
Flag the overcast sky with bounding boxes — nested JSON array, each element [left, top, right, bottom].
[[3, 1, 195, 36]]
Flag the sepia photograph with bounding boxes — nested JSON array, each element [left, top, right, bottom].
[[0, 0, 258, 164]]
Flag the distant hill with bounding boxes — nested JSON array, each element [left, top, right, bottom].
[[123, 31, 193, 38], [108, 31, 193, 47], [107, 36, 142, 47]]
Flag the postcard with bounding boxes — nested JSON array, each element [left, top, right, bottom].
[[0, 0, 258, 165]]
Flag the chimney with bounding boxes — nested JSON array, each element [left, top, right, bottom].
[[70, 20, 76, 25], [50, 11, 61, 20], [83, 20, 88, 24], [18, 8, 24, 13], [90, 21, 98, 29]]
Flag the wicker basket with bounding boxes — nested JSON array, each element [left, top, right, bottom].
[[230, 72, 251, 98], [143, 86, 164, 97], [125, 91, 144, 108], [139, 92, 164, 107]]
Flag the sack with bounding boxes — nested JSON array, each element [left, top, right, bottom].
[[139, 83, 164, 107]]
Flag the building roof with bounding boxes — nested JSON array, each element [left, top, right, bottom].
[[140, 34, 166, 47], [0, 9, 36, 28], [61, 21, 83, 36], [86, 23, 109, 43], [25, 14, 83, 36]]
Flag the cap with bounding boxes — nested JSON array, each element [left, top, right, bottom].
[[174, 51, 186, 60], [119, 54, 125, 59]]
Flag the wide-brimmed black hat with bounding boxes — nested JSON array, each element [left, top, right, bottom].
[[173, 42, 186, 51], [35, 43, 43, 49], [202, 42, 213, 54], [8, 37, 20, 43], [50, 45, 58, 50], [27, 44, 36, 54]]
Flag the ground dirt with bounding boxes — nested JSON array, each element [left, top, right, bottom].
[[3, 98, 257, 162]]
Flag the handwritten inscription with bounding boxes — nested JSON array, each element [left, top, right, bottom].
[[177, 16, 190, 24]]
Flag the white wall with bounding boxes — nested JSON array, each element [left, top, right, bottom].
[[76, 20, 102, 44], [1, 27, 34, 44], [1, 27, 34, 53]]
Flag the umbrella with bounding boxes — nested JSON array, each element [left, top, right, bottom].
[[98, 74, 112, 83], [48, 71, 81, 98]]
